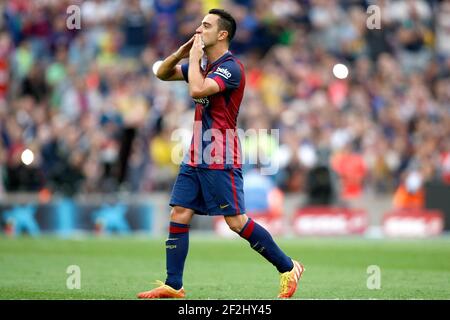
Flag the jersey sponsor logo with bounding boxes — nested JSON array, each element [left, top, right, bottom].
[[214, 67, 232, 79], [193, 97, 210, 106]]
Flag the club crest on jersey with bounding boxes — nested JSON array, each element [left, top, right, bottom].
[[214, 67, 232, 79]]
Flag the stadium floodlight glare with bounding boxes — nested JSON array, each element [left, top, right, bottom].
[[332, 63, 349, 79], [21, 149, 34, 166], [152, 60, 163, 76]]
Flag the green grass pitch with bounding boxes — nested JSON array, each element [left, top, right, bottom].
[[1, 235, 450, 299]]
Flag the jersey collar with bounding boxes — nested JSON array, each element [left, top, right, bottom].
[[206, 51, 232, 70]]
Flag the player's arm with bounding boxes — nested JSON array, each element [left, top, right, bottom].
[[188, 62, 220, 98], [188, 35, 220, 98], [155, 36, 195, 81]]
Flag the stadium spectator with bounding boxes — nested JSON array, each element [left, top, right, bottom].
[[331, 143, 367, 200], [393, 170, 425, 210]]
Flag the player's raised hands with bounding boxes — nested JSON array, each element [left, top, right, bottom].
[[189, 34, 205, 63], [173, 35, 195, 60]]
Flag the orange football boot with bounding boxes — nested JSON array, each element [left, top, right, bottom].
[[278, 260, 305, 298], [137, 280, 185, 299]]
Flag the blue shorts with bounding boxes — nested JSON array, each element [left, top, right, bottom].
[[169, 164, 246, 216]]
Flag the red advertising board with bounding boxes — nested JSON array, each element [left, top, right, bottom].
[[292, 206, 368, 236], [382, 209, 444, 238]]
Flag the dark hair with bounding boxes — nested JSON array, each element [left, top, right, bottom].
[[208, 8, 236, 43]]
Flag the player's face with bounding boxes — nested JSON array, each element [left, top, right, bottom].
[[195, 14, 227, 48]]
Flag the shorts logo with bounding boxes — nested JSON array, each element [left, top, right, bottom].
[[220, 204, 230, 209], [214, 67, 232, 79]]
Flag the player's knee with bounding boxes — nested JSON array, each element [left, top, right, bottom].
[[170, 206, 193, 224], [224, 215, 247, 233], [227, 223, 241, 233]]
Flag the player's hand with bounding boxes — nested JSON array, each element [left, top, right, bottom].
[[173, 35, 195, 59], [189, 34, 204, 62]]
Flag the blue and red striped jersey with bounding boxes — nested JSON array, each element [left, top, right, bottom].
[[181, 51, 245, 170]]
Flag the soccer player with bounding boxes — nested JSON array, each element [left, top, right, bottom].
[[137, 9, 304, 299]]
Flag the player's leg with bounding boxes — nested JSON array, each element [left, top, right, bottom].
[[199, 167, 296, 272], [138, 164, 205, 299], [137, 208, 194, 299], [224, 214, 293, 273], [197, 167, 304, 298], [221, 168, 304, 298], [164, 164, 207, 292], [225, 214, 305, 298], [165, 206, 194, 290]]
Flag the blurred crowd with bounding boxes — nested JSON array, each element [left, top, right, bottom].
[[0, 0, 449, 202]]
